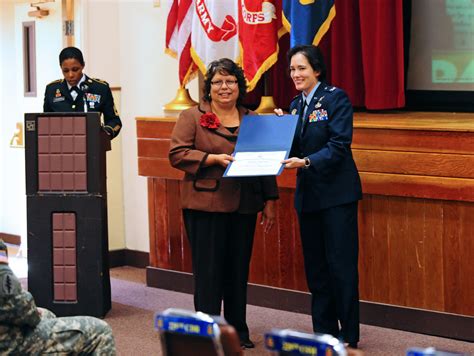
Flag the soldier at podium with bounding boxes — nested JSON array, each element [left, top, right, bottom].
[[43, 46, 122, 139]]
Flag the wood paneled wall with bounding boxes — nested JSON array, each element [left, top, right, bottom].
[[137, 112, 474, 317], [359, 196, 473, 315]]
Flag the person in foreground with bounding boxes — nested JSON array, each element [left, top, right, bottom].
[[43, 46, 122, 139], [276, 45, 362, 348], [0, 239, 116, 355], [169, 58, 278, 349]]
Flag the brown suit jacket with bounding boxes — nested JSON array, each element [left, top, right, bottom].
[[169, 102, 279, 213]]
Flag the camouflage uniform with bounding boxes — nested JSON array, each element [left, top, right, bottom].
[[0, 240, 116, 355]]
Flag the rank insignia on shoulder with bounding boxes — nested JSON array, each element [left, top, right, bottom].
[[92, 78, 109, 85], [48, 79, 62, 86], [291, 108, 297, 115], [324, 86, 336, 92], [88, 79, 93, 83], [1, 274, 14, 295], [290, 95, 300, 106]]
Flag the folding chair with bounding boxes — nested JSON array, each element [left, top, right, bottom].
[[264, 328, 347, 356], [407, 347, 469, 356], [155, 308, 243, 356]]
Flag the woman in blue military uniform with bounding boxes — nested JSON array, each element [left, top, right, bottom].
[[43, 47, 122, 139], [278, 45, 362, 348]]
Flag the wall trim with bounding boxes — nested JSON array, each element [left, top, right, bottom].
[[109, 249, 149, 268], [146, 266, 474, 342], [0, 233, 21, 245]]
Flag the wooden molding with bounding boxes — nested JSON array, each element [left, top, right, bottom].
[[360, 172, 474, 202], [0, 233, 21, 245], [353, 112, 474, 132], [354, 149, 474, 179], [109, 249, 149, 269]]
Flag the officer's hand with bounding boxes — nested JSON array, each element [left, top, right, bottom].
[[281, 157, 305, 169], [274, 108, 284, 116]]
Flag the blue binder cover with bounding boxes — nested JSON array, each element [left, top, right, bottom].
[[223, 114, 298, 177]]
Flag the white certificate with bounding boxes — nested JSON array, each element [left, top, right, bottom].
[[225, 151, 287, 177]]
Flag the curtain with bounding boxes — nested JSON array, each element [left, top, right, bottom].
[[244, 0, 405, 110]]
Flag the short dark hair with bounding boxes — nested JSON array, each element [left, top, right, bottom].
[[203, 58, 247, 106], [59, 47, 85, 66], [287, 45, 327, 82]]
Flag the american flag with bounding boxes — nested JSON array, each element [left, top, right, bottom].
[[165, 0, 197, 86]]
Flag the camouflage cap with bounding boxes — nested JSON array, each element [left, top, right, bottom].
[[0, 239, 8, 264]]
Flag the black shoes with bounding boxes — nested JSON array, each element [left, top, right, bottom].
[[346, 341, 358, 349], [240, 338, 255, 349]]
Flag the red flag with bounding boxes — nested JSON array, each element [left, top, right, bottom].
[[239, 0, 284, 91], [165, 0, 197, 86]]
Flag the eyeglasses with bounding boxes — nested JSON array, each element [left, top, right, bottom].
[[210, 80, 238, 88]]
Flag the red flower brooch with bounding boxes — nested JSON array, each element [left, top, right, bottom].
[[200, 112, 220, 130]]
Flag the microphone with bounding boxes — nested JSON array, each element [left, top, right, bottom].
[[79, 82, 89, 112]]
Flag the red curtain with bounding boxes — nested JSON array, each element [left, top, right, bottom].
[[245, 0, 405, 110]]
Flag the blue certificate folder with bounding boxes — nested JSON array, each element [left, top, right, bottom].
[[223, 114, 298, 177]]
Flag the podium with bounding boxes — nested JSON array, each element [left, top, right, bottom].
[[25, 112, 111, 317]]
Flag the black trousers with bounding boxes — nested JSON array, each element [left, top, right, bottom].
[[183, 209, 257, 340], [298, 201, 360, 343]]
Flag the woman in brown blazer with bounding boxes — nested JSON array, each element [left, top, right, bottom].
[[169, 58, 279, 349]]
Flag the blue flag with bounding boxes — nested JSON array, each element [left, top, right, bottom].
[[283, 0, 336, 47]]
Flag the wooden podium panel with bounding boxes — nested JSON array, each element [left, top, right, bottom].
[[25, 112, 111, 317], [137, 112, 474, 340], [27, 195, 111, 317], [37, 116, 88, 192]]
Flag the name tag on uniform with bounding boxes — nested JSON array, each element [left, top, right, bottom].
[[53, 97, 65, 103]]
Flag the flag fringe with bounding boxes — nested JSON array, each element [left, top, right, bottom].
[[313, 4, 336, 45], [190, 46, 208, 76], [165, 48, 178, 59], [242, 46, 278, 92]]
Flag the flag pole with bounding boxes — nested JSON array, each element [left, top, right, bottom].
[[255, 70, 277, 114]]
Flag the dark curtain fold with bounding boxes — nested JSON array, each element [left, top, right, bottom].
[[320, 0, 365, 108], [358, 0, 405, 109], [244, 0, 405, 111]]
